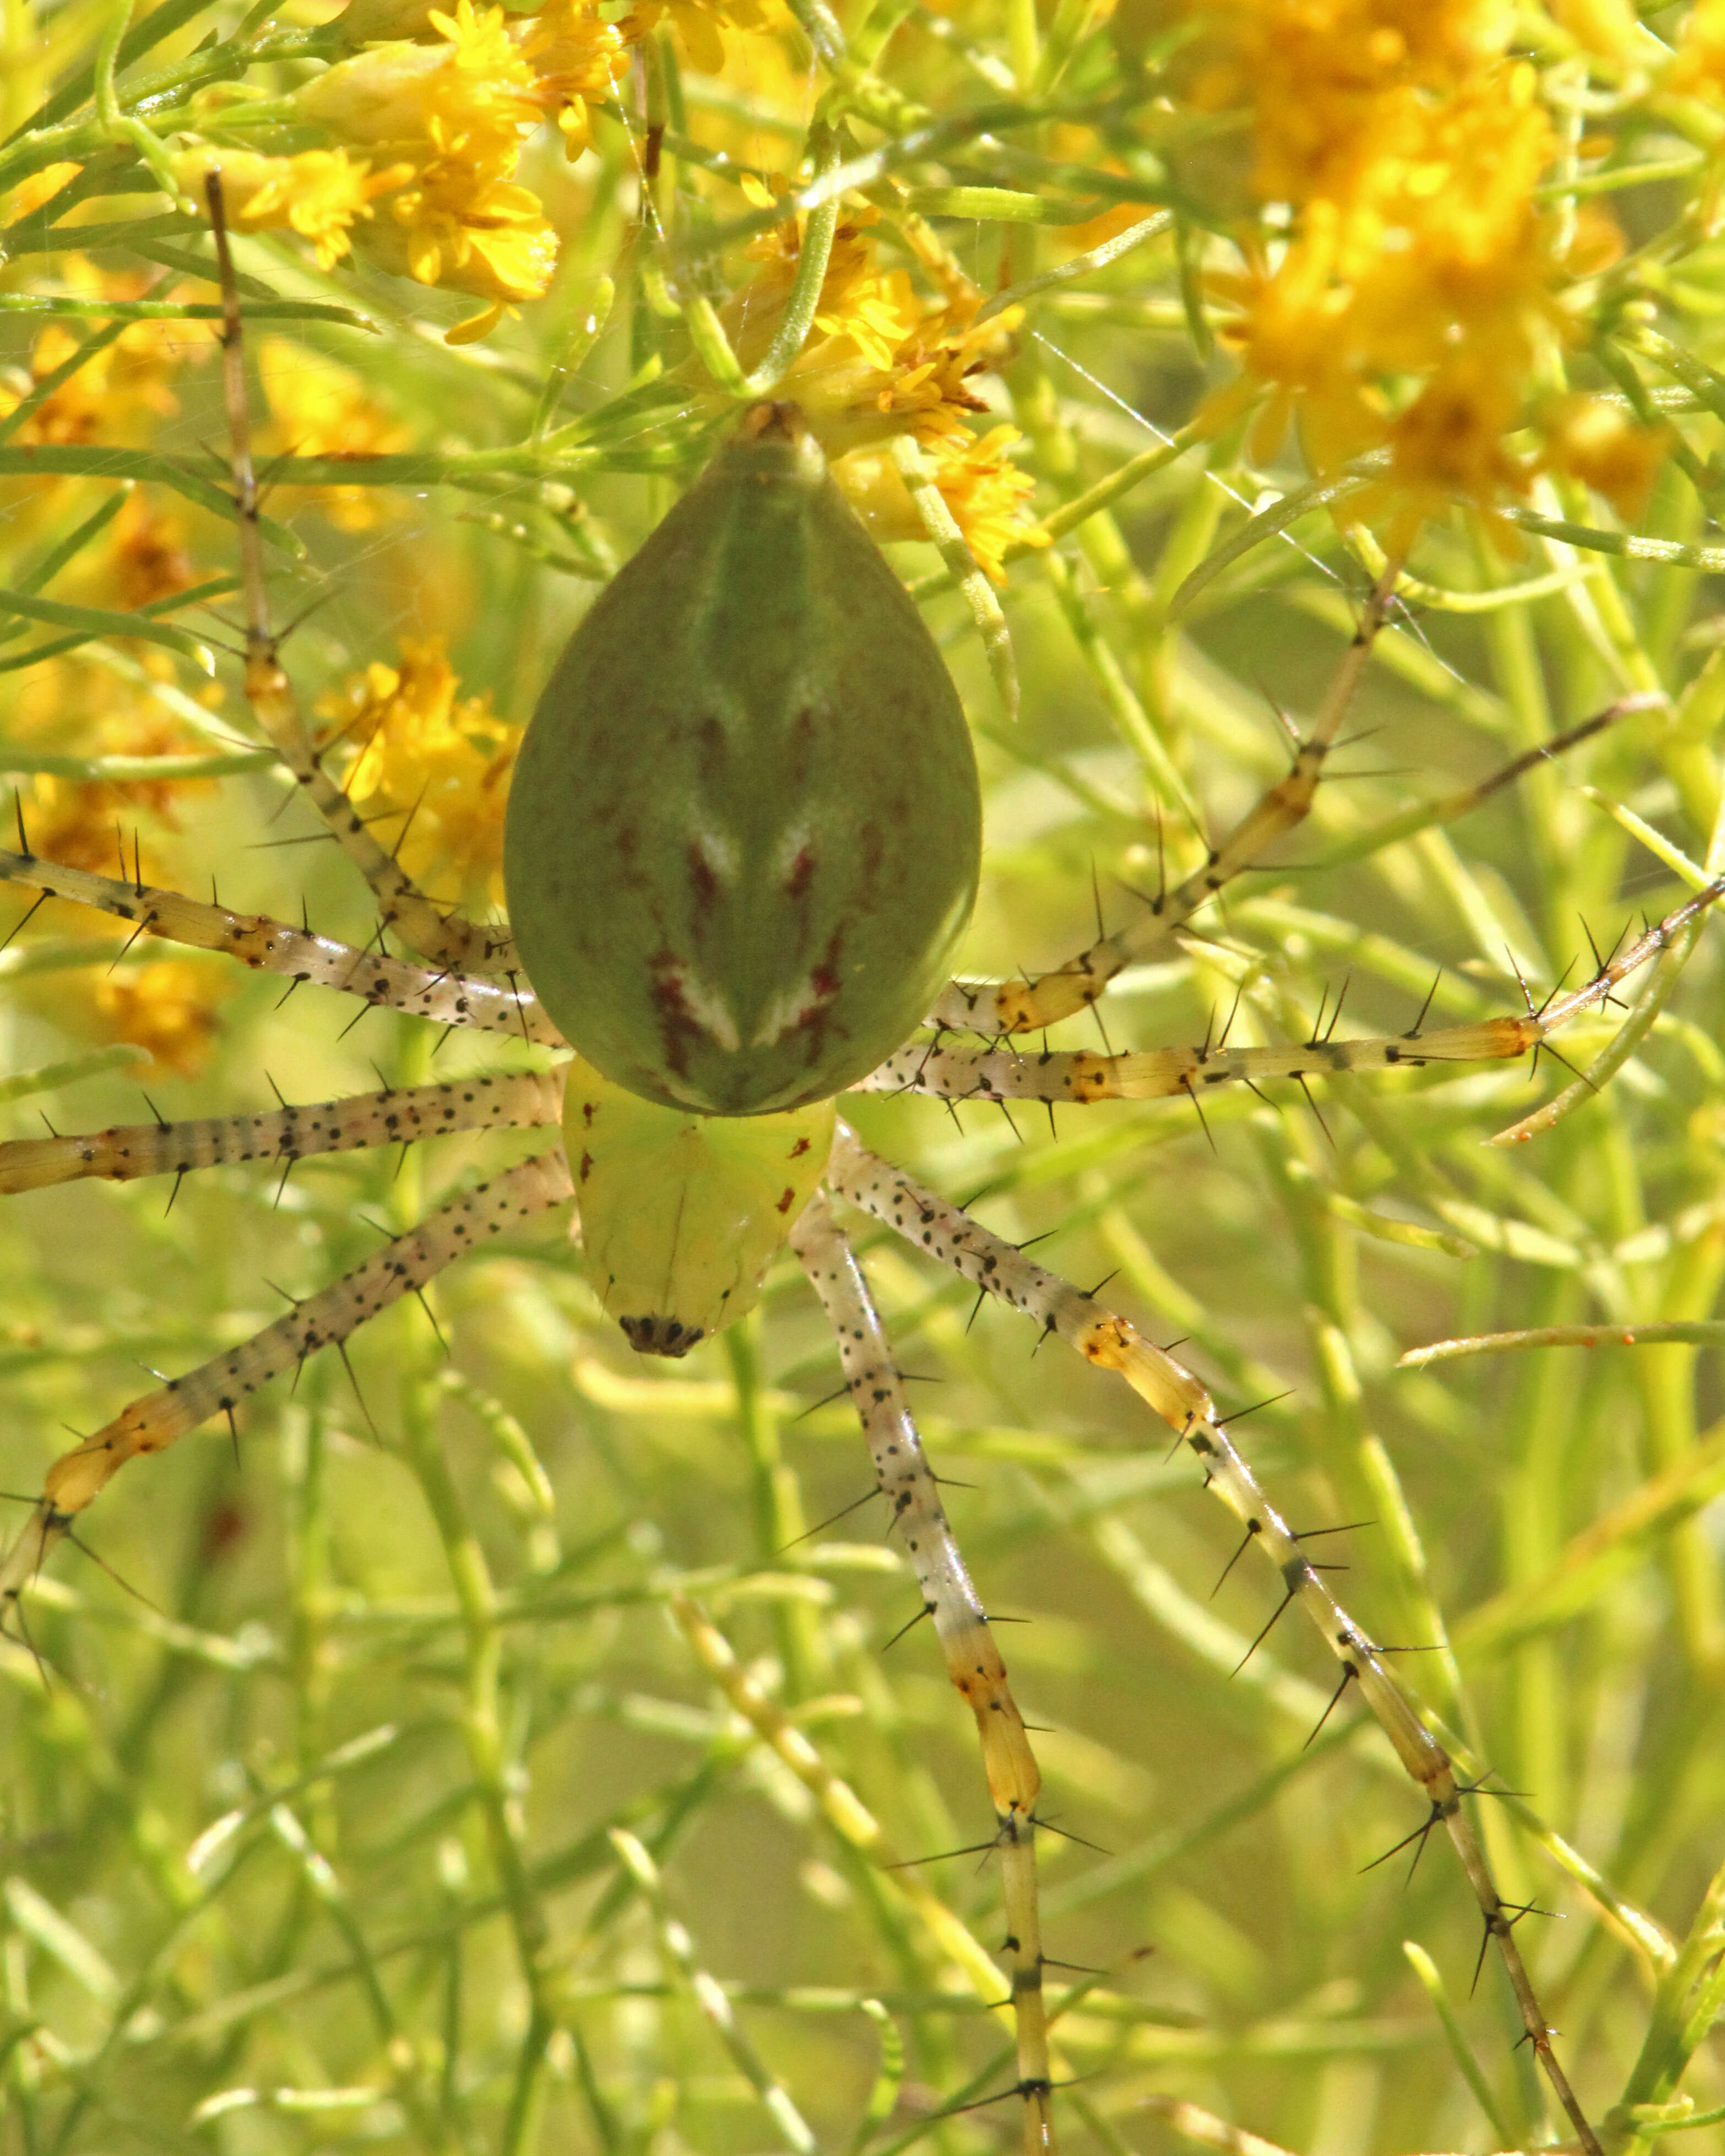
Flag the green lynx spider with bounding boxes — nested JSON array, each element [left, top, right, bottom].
[[1, 223, 1721, 2156]]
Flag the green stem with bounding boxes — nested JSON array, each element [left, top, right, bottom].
[[684, 124, 840, 399]]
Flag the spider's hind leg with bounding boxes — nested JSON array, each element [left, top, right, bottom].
[[0, 1147, 574, 1611], [791, 1190, 1057, 2154], [824, 1120, 1606, 2156]]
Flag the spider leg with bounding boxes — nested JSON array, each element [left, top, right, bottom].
[[862, 876, 1725, 1118], [207, 174, 517, 982], [0, 1069, 563, 1193], [928, 565, 1401, 1037], [824, 1121, 1604, 2156], [0, 1147, 574, 1609], [860, 1022, 1534, 1106], [929, 616, 1638, 1041], [0, 849, 563, 1047], [791, 1192, 1055, 2155], [1491, 875, 1725, 1145]]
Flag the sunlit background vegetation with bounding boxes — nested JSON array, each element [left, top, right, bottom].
[[2, 1, 1725, 2151]]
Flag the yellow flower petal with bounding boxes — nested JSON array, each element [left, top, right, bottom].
[[316, 637, 522, 904], [173, 146, 408, 271]]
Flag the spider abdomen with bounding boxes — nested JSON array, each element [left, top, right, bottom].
[[504, 405, 981, 1116]]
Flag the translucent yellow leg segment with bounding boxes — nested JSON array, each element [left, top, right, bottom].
[[0, 1071, 563, 1193], [871, 876, 1725, 1110], [672, 1595, 1051, 2128], [208, 170, 517, 984], [824, 1121, 1606, 2156], [926, 565, 1400, 1037], [0, 849, 564, 1047], [0, 1149, 574, 1611], [791, 1192, 1055, 2155]]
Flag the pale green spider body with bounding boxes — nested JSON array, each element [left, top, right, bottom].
[[505, 406, 982, 1121], [505, 405, 979, 1351]]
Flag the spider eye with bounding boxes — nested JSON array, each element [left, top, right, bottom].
[[563, 1055, 836, 1353], [503, 404, 981, 1117]]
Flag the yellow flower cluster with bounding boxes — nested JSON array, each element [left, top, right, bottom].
[[1195, 0, 1663, 538], [170, 144, 409, 273], [1669, 0, 1725, 94], [718, 186, 1045, 582], [298, 0, 557, 337], [529, 0, 643, 156], [835, 425, 1044, 589], [161, 0, 799, 338], [8, 702, 233, 1078], [316, 638, 523, 909], [90, 964, 232, 1078], [177, 0, 631, 340], [0, 263, 236, 1074], [0, 271, 190, 466]]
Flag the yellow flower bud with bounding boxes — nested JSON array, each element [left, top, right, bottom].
[[296, 1, 538, 159]]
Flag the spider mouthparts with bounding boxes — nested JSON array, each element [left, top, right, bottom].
[[619, 1315, 705, 1358]]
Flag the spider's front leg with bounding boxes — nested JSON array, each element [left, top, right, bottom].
[[825, 1122, 1607, 2156], [0, 848, 564, 1048], [929, 582, 1643, 1052], [0, 1069, 563, 1192], [927, 564, 1401, 1038], [205, 173, 518, 984], [866, 874, 1725, 1125]]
